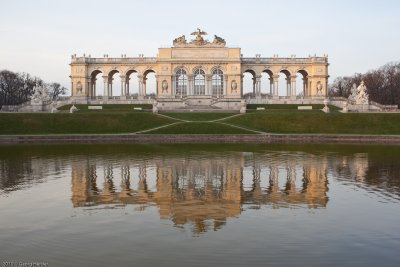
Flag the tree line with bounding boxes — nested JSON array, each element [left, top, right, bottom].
[[0, 70, 67, 106], [329, 62, 400, 107]]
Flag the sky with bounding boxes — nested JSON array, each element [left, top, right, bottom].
[[1, 0, 400, 94]]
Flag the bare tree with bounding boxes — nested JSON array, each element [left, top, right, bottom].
[[329, 62, 400, 107], [47, 82, 67, 100]]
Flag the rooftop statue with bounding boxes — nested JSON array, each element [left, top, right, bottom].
[[173, 35, 187, 46], [190, 28, 208, 45], [212, 35, 226, 46], [172, 29, 226, 47]]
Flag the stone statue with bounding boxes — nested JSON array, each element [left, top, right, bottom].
[[316, 82, 323, 96], [212, 35, 226, 46], [173, 35, 187, 46], [76, 82, 83, 95], [191, 28, 207, 40], [190, 28, 208, 46], [162, 80, 168, 93], [152, 100, 158, 113], [231, 80, 237, 93], [31, 85, 50, 103], [348, 83, 357, 102], [354, 81, 369, 105], [70, 104, 79, 113]]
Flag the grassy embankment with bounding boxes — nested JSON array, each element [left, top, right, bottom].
[[0, 104, 399, 135]]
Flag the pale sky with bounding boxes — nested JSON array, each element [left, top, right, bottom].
[[1, 0, 400, 94]]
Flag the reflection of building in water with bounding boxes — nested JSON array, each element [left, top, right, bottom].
[[70, 153, 329, 234]]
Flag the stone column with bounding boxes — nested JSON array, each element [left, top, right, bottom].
[[269, 76, 273, 97], [137, 75, 143, 98], [273, 75, 279, 98], [172, 75, 176, 96], [205, 75, 211, 95], [85, 79, 92, 97], [143, 77, 147, 97], [286, 76, 291, 97], [155, 75, 159, 97], [120, 75, 125, 96], [102, 76, 108, 98], [241, 75, 244, 98], [188, 74, 193, 96], [252, 76, 256, 96], [71, 82, 74, 96], [256, 75, 261, 98], [125, 76, 130, 96], [291, 75, 297, 99], [223, 76, 228, 96]]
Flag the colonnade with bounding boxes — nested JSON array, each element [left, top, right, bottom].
[[248, 74, 308, 98], [88, 73, 151, 98]]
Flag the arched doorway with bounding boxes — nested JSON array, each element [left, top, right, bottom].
[[296, 70, 309, 98], [261, 70, 274, 98], [90, 70, 103, 98], [211, 68, 223, 97], [193, 68, 206, 95], [125, 70, 138, 98], [175, 68, 188, 97], [278, 70, 291, 97], [107, 70, 122, 97], [242, 69, 256, 98], [143, 70, 156, 98]]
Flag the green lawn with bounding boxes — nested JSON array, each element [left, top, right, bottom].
[[0, 113, 175, 134], [1, 109, 399, 135], [226, 112, 400, 134], [145, 122, 256, 134], [160, 112, 236, 121]]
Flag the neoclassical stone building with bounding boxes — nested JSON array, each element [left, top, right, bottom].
[[70, 29, 329, 110]]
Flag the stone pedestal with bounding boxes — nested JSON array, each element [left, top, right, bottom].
[[240, 100, 247, 114], [322, 98, 330, 113], [70, 96, 89, 104], [342, 102, 348, 113]]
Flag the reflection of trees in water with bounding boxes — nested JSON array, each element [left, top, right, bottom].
[[331, 154, 400, 200], [0, 157, 62, 194]]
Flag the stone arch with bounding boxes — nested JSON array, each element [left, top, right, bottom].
[[174, 67, 188, 96], [261, 69, 274, 96], [210, 65, 224, 75], [89, 69, 104, 97], [192, 65, 207, 74], [143, 69, 156, 97], [173, 65, 190, 74], [211, 67, 224, 96], [125, 69, 139, 97], [295, 69, 309, 98], [277, 69, 292, 97], [242, 69, 257, 97], [193, 68, 206, 95], [107, 69, 121, 97]]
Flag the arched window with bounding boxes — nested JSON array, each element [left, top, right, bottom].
[[212, 68, 223, 96], [175, 68, 187, 96], [194, 69, 205, 95]]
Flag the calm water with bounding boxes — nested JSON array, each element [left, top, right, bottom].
[[0, 144, 399, 267]]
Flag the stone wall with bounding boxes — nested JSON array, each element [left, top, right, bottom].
[[1, 134, 399, 144]]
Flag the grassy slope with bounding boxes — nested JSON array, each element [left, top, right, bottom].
[[0, 113, 175, 134], [145, 122, 255, 134], [1, 108, 399, 135], [226, 112, 400, 134]]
